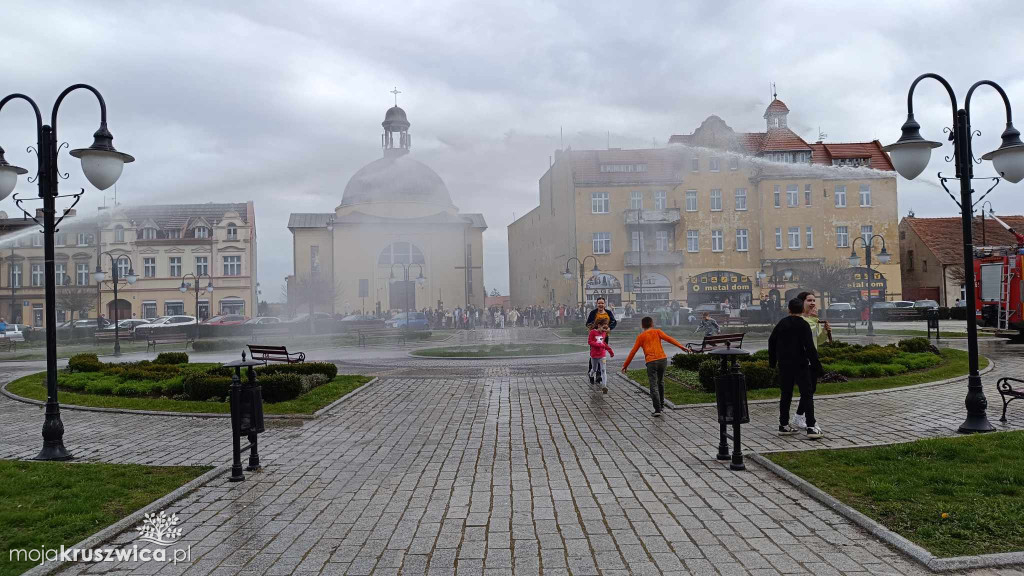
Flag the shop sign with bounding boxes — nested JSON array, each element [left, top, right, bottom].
[[688, 271, 753, 294]]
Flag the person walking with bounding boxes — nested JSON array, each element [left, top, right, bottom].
[[585, 297, 617, 376], [793, 291, 831, 431], [769, 298, 825, 439], [587, 317, 614, 393], [621, 316, 689, 417], [694, 311, 720, 337]]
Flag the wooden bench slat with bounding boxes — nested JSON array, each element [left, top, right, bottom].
[[686, 332, 744, 353]]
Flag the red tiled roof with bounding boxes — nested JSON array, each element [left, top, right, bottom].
[[764, 98, 790, 117], [738, 133, 766, 154], [903, 215, 1024, 264], [759, 128, 811, 152], [810, 141, 894, 171]]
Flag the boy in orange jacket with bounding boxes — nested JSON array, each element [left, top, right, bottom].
[[588, 317, 614, 393], [621, 316, 689, 416]]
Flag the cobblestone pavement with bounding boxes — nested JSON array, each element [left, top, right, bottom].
[[1, 333, 1022, 575]]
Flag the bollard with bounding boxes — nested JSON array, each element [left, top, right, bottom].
[[224, 351, 266, 482], [710, 346, 750, 471]]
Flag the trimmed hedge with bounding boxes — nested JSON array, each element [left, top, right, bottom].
[[154, 352, 189, 365], [191, 339, 247, 353], [259, 373, 303, 403], [182, 372, 231, 401], [68, 353, 103, 373], [256, 362, 337, 380], [897, 337, 939, 355]]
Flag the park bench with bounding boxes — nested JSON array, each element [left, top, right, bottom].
[[358, 328, 407, 347], [997, 376, 1024, 422], [0, 335, 14, 352], [247, 344, 305, 364], [686, 332, 745, 353], [146, 332, 194, 352], [94, 330, 125, 343]]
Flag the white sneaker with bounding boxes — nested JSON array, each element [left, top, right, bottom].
[[806, 426, 824, 439], [791, 414, 807, 430]]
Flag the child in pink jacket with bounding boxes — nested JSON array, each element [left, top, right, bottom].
[[588, 317, 614, 393]]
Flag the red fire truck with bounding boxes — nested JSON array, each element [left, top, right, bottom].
[[973, 212, 1024, 337]]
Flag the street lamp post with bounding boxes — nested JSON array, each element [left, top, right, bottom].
[[0, 85, 134, 460], [389, 263, 425, 336], [883, 73, 1024, 433], [847, 234, 891, 337], [180, 273, 213, 341], [93, 252, 137, 356], [563, 256, 599, 314]]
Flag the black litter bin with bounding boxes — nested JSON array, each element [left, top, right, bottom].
[[711, 347, 750, 471], [224, 351, 265, 482]]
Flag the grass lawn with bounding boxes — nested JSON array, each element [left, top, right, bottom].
[[0, 460, 209, 576], [411, 343, 588, 357], [5, 373, 372, 415], [766, 431, 1024, 558], [626, 348, 985, 405]]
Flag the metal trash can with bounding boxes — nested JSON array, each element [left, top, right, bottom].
[[710, 347, 750, 471], [926, 309, 940, 340], [224, 351, 265, 482]]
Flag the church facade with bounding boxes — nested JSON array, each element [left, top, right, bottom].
[[287, 104, 486, 316]]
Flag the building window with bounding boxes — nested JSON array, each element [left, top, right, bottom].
[[654, 190, 666, 210], [656, 230, 669, 251], [167, 229, 181, 240], [77, 233, 92, 246], [117, 258, 130, 279], [591, 192, 609, 214], [631, 231, 644, 252], [923, 259, 928, 272], [630, 191, 643, 210], [907, 250, 915, 271], [55, 232, 66, 246], [29, 263, 43, 287], [709, 189, 722, 211], [804, 184, 812, 206], [682, 189, 697, 212], [169, 257, 181, 277], [806, 226, 814, 248], [223, 255, 242, 276], [9, 263, 22, 288], [623, 273, 634, 292], [310, 245, 321, 274], [728, 156, 739, 171], [835, 185, 847, 208], [142, 228, 156, 240], [226, 223, 238, 240], [686, 230, 699, 253], [773, 185, 781, 208], [836, 226, 849, 248], [690, 157, 699, 172], [76, 263, 89, 285], [114, 225, 125, 242], [734, 188, 747, 211], [144, 257, 156, 278], [219, 298, 245, 315], [775, 227, 783, 250], [709, 157, 721, 172], [736, 229, 748, 252], [600, 163, 647, 173], [789, 227, 801, 249], [142, 301, 157, 319], [164, 301, 185, 316], [859, 184, 871, 207], [31, 234, 42, 247], [711, 230, 723, 252], [32, 305, 42, 328], [195, 256, 208, 277], [55, 263, 66, 285], [861, 225, 873, 246], [787, 184, 798, 207], [592, 232, 611, 255], [194, 226, 210, 239]]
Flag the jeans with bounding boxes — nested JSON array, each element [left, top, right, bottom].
[[779, 367, 815, 428], [589, 357, 607, 387], [646, 358, 668, 412], [796, 375, 817, 418]]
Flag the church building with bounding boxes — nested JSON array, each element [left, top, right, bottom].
[[287, 101, 486, 315]]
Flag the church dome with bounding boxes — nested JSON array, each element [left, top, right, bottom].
[[382, 106, 410, 131], [340, 154, 455, 209]]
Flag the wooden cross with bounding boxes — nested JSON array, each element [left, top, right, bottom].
[[391, 86, 401, 106]]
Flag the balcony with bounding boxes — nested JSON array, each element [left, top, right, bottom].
[[623, 208, 680, 225], [624, 250, 685, 267]]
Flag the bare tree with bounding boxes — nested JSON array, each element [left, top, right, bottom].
[[949, 265, 966, 285], [291, 274, 339, 331], [56, 283, 95, 326], [804, 261, 851, 319]]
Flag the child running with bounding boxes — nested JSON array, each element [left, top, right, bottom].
[[587, 317, 614, 393], [621, 316, 690, 417]]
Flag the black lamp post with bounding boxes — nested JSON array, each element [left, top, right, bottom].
[[180, 272, 213, 341], [883, 74, 1024, 433], [563, 255, 599, 313], [93, 252, 136, 356], [389, 262, 425, 336], [848, 234, 891, 337], [0, 85, 134, 461]]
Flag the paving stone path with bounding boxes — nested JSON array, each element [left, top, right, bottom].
[[1, 334, 1022, 575]]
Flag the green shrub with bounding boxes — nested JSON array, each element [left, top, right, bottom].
[[849, 348, 901, 364], [898, 337, 936, 354], [58, 372, 95, 391], [159, 377, 185, 396], [68, 353, 103, 373], [698, 359, 718, 392], [747, 349, 771, 362], [118, 364, 180, 382], [671, 353, 704, 371], [257, 362, 337, 380], [741, 361, 777, 390], [300, 374, 330, 393], [879, 363, 908, 376], [859, 364, 885, 378], [191, 339, 245, 353], [259, 373, 303, 403], [112, 381, 147, 397], [183, 372, 232, 401], [154, 352, 189, 365], [84, 379, 116, 395]]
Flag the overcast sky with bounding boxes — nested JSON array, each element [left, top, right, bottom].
[[2, 0, 1023, 299]]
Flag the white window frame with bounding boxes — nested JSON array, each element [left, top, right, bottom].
[[55, 263, 66, 284], [775, 227, 783, 250], [861, 225, 873, 246], [835, 185, 847, 208], [709, 157, 721, 172], [169, 257, 182, 278], [631, 231, 645, 252], [711, 229, 723, 252], [859, 184, 871, 207], [836, 226, 849, 248], [773, 185, 781, 208], [787, 184, 799, 207], [114, 226, 125, 242], [31, 263, 43, 287], [805, 184, 812, 206], [630, 191, 643, 211], [806, 226, 814, 249], [591, 192, 609, 214], [788, 226, 801, 249], [654, 190, 667, 210], [686, 230, 699, 253], [116, 258, 130, 279], [195, 256, 208, 277], [710, 189, 722, 211], [655, 230, 669, 252], [9, 263, 22, 288], [734, 188, 747, 211], [31, 234, 42, 247], [690, 157, 699, 172], [144, 257, 156, 278], [76, 263, 89, 286], [223, 255, 242, 276], [226, 224, 238, 240], [164, 300, 185, 316], [142, 301, 158, 319], [142, 228, 157, 240], [685, 190, 697, 212], [194, 226, 210, 239], [736, 229, 748, 252], [728, 156, 739, 171]]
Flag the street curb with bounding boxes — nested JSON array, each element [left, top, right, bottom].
[[21, 463, 229, 576], [749, 453, 1024, 572], [615, 372, 679, 410], [406, 349, 588, 360]]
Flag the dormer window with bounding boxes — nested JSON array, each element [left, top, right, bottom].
[[114, 225, 125, 242], [142, 228, 157, 240], [194, 226, 209, 239], [167, 229, 181, 240], [226, 223, 238, 240]]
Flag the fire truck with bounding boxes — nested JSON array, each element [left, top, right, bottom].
[[973, 211, 1024, 337]]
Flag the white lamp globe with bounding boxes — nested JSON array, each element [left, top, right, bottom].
[[985, 144, 1024, 184], [882, 116, 941, 181], [69, 124, 134, 191], [877, 250, 892, 265], [849, 254, 861, 268], [0, 147, 27, 200]]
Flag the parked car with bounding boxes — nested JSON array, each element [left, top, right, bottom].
[[244, 316, 281, 325], [3, 324, 26, 343], [913, 299, 940, 310], [72, 318, 110, 329], [892, 300, 916, 308], [385, 312, 428, 329], [287, 312, 333, 323], [340, 314, 378, 323], [100, 319, 151, 334], [825, 302, 855, 320], [203, 314, 249, 326], [134, 315, 197, 338]]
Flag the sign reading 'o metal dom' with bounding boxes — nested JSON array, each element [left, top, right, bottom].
[[688, 271, 753, 304]]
